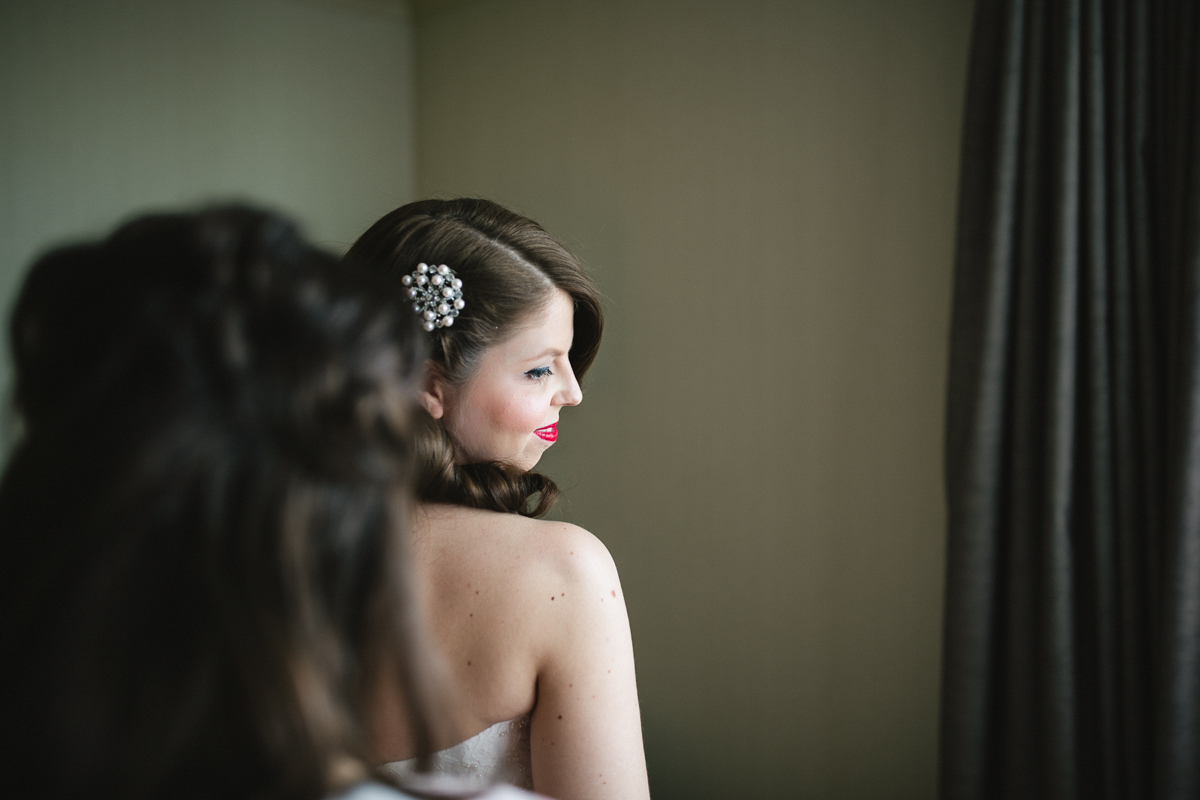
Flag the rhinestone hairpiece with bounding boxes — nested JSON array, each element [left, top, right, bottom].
[[401, 263, 465, 331]]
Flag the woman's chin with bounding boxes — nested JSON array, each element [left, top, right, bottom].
[[478, 451, 539, 473], [512, 447, 547, 472], [464, 441, 546, 472], [513, 455, 542, 472]]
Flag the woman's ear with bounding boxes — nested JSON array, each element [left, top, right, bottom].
[[419, 361, 448, 420]]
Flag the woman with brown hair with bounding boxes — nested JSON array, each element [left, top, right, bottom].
[[349, 199, 650, 800], [0, 206, 535, 800]]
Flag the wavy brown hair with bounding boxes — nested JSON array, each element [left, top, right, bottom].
[[347, 199, 603, 518], [0, 207, 442, 800]]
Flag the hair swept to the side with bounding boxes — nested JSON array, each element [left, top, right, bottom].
[[347, 198, 603, 518], [0, 205, 446, 800]]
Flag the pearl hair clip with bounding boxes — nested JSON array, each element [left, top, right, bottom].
[[402, 262, 465, 331]]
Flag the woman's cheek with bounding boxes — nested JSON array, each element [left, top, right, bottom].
[[500, 392, 548, 434]]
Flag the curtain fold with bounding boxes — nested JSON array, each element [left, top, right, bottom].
[[940, 1, 1200, 798]]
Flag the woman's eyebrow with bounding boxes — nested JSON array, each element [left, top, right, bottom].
[[523, 347, 565, 361]]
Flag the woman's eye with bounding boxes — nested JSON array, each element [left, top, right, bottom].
[[525, 366, 553, 380]]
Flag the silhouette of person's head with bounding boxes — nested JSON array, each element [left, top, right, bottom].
[[0, 206, 437, 800]]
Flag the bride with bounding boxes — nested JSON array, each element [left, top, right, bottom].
[[350, 199, 650, 800]]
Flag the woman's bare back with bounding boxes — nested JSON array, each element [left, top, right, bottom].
[[372, 503, 650, 800]]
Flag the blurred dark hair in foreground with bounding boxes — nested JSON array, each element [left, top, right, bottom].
[[0, 206, 438, 800]]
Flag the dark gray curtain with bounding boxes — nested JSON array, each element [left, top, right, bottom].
[[940, 1, 1200, 798]]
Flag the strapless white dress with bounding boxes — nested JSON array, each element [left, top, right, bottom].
[[380, 714, 533, 791], [334, 779, 536, 800]]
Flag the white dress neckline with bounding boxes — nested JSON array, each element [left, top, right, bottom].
[[380, 714, 533, 791]]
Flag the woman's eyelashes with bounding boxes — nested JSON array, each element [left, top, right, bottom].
[[525, 366, 553, 381]]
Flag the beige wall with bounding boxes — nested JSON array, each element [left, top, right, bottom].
[[414, 1, 972, 797], [2, 0, 973, 794], [0, 0, 416, 406]]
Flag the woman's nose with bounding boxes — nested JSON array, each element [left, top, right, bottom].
[[558, 363, 583, 407]]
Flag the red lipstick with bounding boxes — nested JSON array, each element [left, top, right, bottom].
[[535, 423, 558, 442]]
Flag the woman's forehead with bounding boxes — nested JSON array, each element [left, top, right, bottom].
[[492, 290, 575, 362]]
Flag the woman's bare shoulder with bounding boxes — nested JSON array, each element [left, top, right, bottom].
[[410, 505, 624, 727], [414, 503, 615, 583]]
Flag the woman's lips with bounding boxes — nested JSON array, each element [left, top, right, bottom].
[[535, 423, 558, 442]]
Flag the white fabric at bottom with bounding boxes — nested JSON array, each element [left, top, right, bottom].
[[380, 714, 533, 791], [334, 778, 538, 800]]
